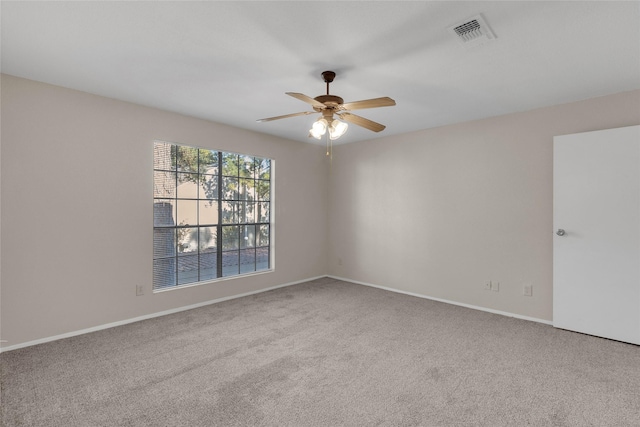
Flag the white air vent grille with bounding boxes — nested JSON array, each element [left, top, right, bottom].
[[453, 20, 482, 41], [449, 14, 495, 46]]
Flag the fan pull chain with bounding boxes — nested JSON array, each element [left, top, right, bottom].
[[326, 133, 330, 156]]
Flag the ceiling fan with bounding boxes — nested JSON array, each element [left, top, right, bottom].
[[257, 71, 396, 141]]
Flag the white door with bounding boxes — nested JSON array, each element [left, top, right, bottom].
[[553, 125, 640, 345]]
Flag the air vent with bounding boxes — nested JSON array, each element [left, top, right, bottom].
[[448, 14, 495, 46]]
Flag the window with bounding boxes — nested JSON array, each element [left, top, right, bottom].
[[153, 141, 271, 290]]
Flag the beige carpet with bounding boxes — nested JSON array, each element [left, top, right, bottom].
[[1, 277, 639, 426]]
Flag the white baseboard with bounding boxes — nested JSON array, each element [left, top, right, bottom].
[[0, 275, 325, 353], [328, 275, 553, 326]]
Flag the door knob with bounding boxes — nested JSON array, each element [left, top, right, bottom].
[[556, 229, 566, 236]]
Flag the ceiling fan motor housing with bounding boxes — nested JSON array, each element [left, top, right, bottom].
[[313, 94, 344, 111]]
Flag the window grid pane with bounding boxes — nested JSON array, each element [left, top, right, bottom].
[[154, 171, 176, 198], [198, 175, 218, 200], [153, 143, 271, 290], [177, 146, 199, 173], [177, 255, 199, 285], [154, 142, 176, 171], [154, 200, 176, 227], [240, 248, 256, 274], [222, 251, 240, 277], [223, 177, 238, 200], [153, 258, 176, 289], [198, 149, 218, 175]]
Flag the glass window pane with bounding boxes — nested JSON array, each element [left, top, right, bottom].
[[154, 258, 176, 289], [222, 226, 239, 250], [257, 247, 269, 271], [178, 255, 199, 285], [177, 173, 199, 199], [154, 228, 176, 258], [238, 178, 254, 201], [222, 201, 238, 224], [177, 146, 199, 173], [199, 226, 217, 253], [240, 155, 255, 178], [222, 153, 239, 177], [154, 200, 176, 226], [240, 225, 256, 249], [177, 200, 197, 226], [257, 180, 270, 201], [240, 248, 256, 273], [258, 158, 271, 180], [198, 175, 218, 200], [199, 201, 218, 225], [177, 227, 198, 254], [223, 177, 238, 200], [258, 202, 269, 223], [258, 225, 269, 247], [154, 142, 176, 171], [154, 171, 176, 198], [199, 252, 217, 281], [199, 149, 218, 175], [222, 251, 239, 277], [240, 202, 256, 224]]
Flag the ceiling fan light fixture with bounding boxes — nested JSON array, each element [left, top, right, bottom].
[[329, 119, 348, 140], [309, 118, 328, 139]]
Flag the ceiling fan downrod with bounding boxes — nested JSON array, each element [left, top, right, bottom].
[[314, 71, 343, 109]]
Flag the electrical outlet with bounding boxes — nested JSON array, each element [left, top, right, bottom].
[[523, 284, 533, 297], [338, 257, 343, 266], [485, 281, 492, 290], [136, 285, 144, 296], [492, 281, 500, 292]]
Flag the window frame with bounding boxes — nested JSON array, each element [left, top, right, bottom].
[[153, 141, 273, 292]]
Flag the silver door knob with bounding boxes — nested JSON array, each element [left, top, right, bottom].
[[556, 229, 566, 236]]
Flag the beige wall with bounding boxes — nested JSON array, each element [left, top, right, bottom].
[[328, 90, 640, 322], [1, 75, 329, 348], [2, 74, 639, 349]]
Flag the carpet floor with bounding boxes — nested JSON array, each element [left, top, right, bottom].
[[1, 277, 639, 426]]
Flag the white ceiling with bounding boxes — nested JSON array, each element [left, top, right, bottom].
[[2, 1, 639, 145]]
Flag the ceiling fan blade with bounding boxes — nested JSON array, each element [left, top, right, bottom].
[[340, 97, 396, 111], [256, 111, 315, 122], [286, 92, 326, 109], [339, 112, 386, 132]]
